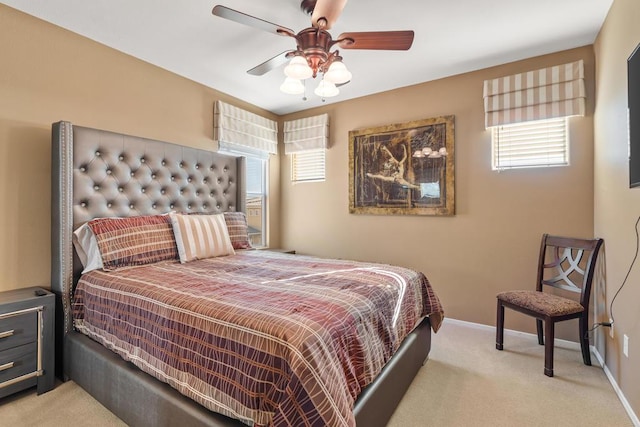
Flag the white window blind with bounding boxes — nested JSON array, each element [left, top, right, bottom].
[[291, 150, 325, 182], [245, 156, 264, 195], [492, 117, 569, 170]]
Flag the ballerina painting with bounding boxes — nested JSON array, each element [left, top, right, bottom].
[[366, 145, 420, 191], [349, 115, 455, 216]]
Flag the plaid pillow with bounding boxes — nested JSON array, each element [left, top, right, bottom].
[[88, 215, 178, 271], [223, 212, 253, 250], [169, 213, 235, 263]]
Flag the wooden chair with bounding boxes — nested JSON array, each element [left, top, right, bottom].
[[496, 234, 604, 377]]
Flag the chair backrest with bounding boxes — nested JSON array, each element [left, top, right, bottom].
[[536, 234, 604, 309]]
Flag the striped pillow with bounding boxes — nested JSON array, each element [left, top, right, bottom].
[[169, 213, 235, 263], [88, 215, 178, 271], [223, 212, 253, 250]]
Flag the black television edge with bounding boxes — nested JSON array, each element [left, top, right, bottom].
[[629, 42, 640, 188]]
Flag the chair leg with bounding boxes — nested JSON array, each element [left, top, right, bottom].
[[544, 319, 554, 377], [579, 315, 592, 366], [536, 319, 544, 345], [496, 300, 504, 351]]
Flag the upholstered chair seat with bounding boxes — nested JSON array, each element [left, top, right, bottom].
[[496, 290, 583, 317]]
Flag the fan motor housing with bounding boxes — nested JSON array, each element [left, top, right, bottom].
[[295, 28, 334, 76], [296, 28, 333, 52]]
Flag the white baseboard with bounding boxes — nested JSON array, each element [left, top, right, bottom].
[[591, 346, 640, 427], [443, 317, 582, 350], [443, 317, 639, 426]]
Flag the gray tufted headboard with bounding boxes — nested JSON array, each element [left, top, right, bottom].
[[51, 121, 246, 351]]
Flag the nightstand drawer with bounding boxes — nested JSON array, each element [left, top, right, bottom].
[[0, 342, 37, 384], [0, 312, 37, 352]]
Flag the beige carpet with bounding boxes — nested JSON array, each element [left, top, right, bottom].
[[0, 320, 633, 427], [387, 320, 633, 427]]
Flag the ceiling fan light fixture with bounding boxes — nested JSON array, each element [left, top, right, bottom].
[[314, 80, 339, 98], [280, 77, 305, 95], [284, 55, 313, 80], [324, 59, 352, 84], [213, 4, 416, 104]]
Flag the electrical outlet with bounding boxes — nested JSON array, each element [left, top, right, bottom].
[[610, 318, 615, 338], [624, 334, 629, 357]]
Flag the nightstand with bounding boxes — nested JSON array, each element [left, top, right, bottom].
[[0, 287, 55, 399]]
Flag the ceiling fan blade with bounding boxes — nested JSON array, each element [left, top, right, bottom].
[[310, 0, 348, 30], [336, 31, 414, 50], [212, 5, 295, 37], [247, 51, 292, 76]]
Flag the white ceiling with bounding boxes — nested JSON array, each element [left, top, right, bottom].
[[2, 0, 613, 115]]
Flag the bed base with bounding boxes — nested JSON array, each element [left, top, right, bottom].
[[65, 318, 431, 427]]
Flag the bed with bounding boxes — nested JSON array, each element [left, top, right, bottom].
[[50, 121, 444, 427]]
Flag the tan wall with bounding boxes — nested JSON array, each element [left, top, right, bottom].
[[0, 5, 281, 291], [280, 46, 596, 341], [594, 0, 640, 417]]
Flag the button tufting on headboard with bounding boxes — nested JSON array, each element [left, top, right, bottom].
[[69, 134, 243, 227]]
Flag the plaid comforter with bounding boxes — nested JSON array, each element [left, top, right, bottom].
[[72, 250, 443, 427]]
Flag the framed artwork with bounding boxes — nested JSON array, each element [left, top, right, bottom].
[[349, 115, 455, 216]]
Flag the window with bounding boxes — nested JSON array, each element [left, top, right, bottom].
[[244, 156, 267, 247], [284, 113, 329, 183], [491, 117, 569, 170], [217, 151, 268, 248], [291, 149, 325, 183]]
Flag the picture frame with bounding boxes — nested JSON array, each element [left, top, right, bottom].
[[349, 115, 455, 216]]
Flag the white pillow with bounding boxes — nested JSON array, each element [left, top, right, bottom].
[[169, 213, 235, 263], [72, 223, 104, 273]]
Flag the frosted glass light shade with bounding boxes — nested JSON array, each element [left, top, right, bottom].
[[284, 56, 313, 80], [324, 60, 352, 84], [280, 77, 305, 95], [314, 80, 339, 98]]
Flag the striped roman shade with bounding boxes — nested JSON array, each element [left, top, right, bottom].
[[214, 100, 278, 156], [169, 213, 235, 263], [483, 60, 585, 128], [284, 113, 329, 154]]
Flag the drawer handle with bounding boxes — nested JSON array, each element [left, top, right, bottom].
[[0, 362, 14, 372], [0, 330, 15, 339]]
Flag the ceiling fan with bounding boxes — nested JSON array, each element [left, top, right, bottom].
[[212, 0, 414, 98]]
